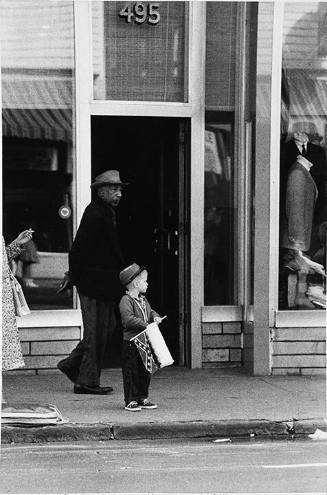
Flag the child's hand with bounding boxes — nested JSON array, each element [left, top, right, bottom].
[[154, 315, 167, 324]]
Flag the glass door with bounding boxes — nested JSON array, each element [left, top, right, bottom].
[[204, 2, 257, 311], [91, 116, 188, 365]]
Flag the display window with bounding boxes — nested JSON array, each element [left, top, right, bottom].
[[1, 0, 75, 310], [92, 1, 187, 102], [279, 2, 327, 311]]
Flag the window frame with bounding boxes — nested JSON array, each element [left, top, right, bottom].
[[1, 0, 78, 318], [253, 0, 325, 364], [274, 1, 326, 326]]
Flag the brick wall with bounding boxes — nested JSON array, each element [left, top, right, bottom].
[[4, 326, 82, 375], [243, 321, 254, 374], [271, 327, 326, 375], [6, 323, 325, 374], [202, 322, 326, 374], [202, 322, 243, 367]]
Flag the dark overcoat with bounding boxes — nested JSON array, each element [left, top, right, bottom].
[[69, 198, 124, 301]]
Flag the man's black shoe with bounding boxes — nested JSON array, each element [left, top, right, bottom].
[[73, 384, 113, 395], [57, 359, 78, 384]]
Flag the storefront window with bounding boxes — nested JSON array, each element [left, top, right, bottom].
[[1, 0, 75, 310], [92, 1, 187, 101], [279, 2, 327, 310], [204, 2, 237, 305]]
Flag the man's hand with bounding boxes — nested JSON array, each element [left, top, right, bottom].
[[57, 272, 72, 294], [15, 229, 34, 247]]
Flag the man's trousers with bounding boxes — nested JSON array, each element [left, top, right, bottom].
[[64, 292, 117, 387]]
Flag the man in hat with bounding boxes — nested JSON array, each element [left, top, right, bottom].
[[57, 170, 127, 394]]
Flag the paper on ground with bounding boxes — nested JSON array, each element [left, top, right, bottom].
[[308, 428, 327, 440]]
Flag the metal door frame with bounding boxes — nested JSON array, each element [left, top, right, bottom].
[[201, 3, 254, 324]]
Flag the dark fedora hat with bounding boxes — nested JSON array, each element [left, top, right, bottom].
[[90, 170, 129, 189], [119, 263, 146, 286]]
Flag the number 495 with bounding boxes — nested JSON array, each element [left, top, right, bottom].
[[119, 2, 160, 25]]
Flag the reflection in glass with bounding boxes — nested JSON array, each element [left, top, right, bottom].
[[204, 121, 234, 305], [1, 0, 75, 310], [204, 2, 237, 305], [279, 2, 327, 310], [92, 1, 186, 102]]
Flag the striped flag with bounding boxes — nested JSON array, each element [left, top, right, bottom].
[[132, 330, 159, 374]]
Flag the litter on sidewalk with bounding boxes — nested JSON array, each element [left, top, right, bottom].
[[1, 402, 66, 427], [308, 428, 327, 440]]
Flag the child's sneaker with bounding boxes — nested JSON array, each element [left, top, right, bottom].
[[138, 398, 158, 409], [124, 401, 142, 411]]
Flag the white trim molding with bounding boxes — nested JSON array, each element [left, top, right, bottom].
[[90, 101, 193, 118], [74, 0, 92, 223], [275, 311, 326, 328], [17, 310, 83, 328], [189, 0, 206, 368], [202, 306, 243, 323], [253, 2, 284, 375], [268, 0, 284, 322]]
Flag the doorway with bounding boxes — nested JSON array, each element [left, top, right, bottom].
[[91, 116, 190, 366]]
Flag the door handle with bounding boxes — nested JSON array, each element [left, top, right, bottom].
[[153, 228, 179, 255], [168, 230, 179, 255]]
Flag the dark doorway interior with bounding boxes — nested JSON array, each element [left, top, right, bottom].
[[91, 116, 186, 367]]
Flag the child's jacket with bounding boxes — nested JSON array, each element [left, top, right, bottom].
[[119, 294, 160, 341]]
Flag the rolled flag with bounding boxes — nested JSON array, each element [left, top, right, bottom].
[[145, 323, 174, 369]]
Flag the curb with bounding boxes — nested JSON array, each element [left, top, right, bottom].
[[1, 418, 325, 444], [111, 418, 325, 440], [1, 423, 114, 444], [112, 419, 285, 440]]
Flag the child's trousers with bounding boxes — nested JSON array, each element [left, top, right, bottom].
[[122, 340, 151, 405]]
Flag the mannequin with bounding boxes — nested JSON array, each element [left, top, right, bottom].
[[280, 127, 327, 308], [281, 154, 325, 308], [281, 131, 327, 222], [281, 154, 317, 252]]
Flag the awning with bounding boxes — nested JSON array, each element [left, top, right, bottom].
[[2, 75, 72, 109], [2, 74, 73, 141], [2, 107, 72, 142]]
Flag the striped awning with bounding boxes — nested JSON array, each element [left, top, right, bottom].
[[2, 72, 73, 141], [2, 107, 72, 142], [2, 76, 72, 110]]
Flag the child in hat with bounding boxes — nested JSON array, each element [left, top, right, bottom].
[[119, 263, 164, 412]]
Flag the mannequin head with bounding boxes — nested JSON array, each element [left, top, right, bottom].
[[293, 131, 309, 145]]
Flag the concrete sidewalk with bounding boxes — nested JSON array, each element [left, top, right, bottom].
[[1, 367, 326, 443]]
